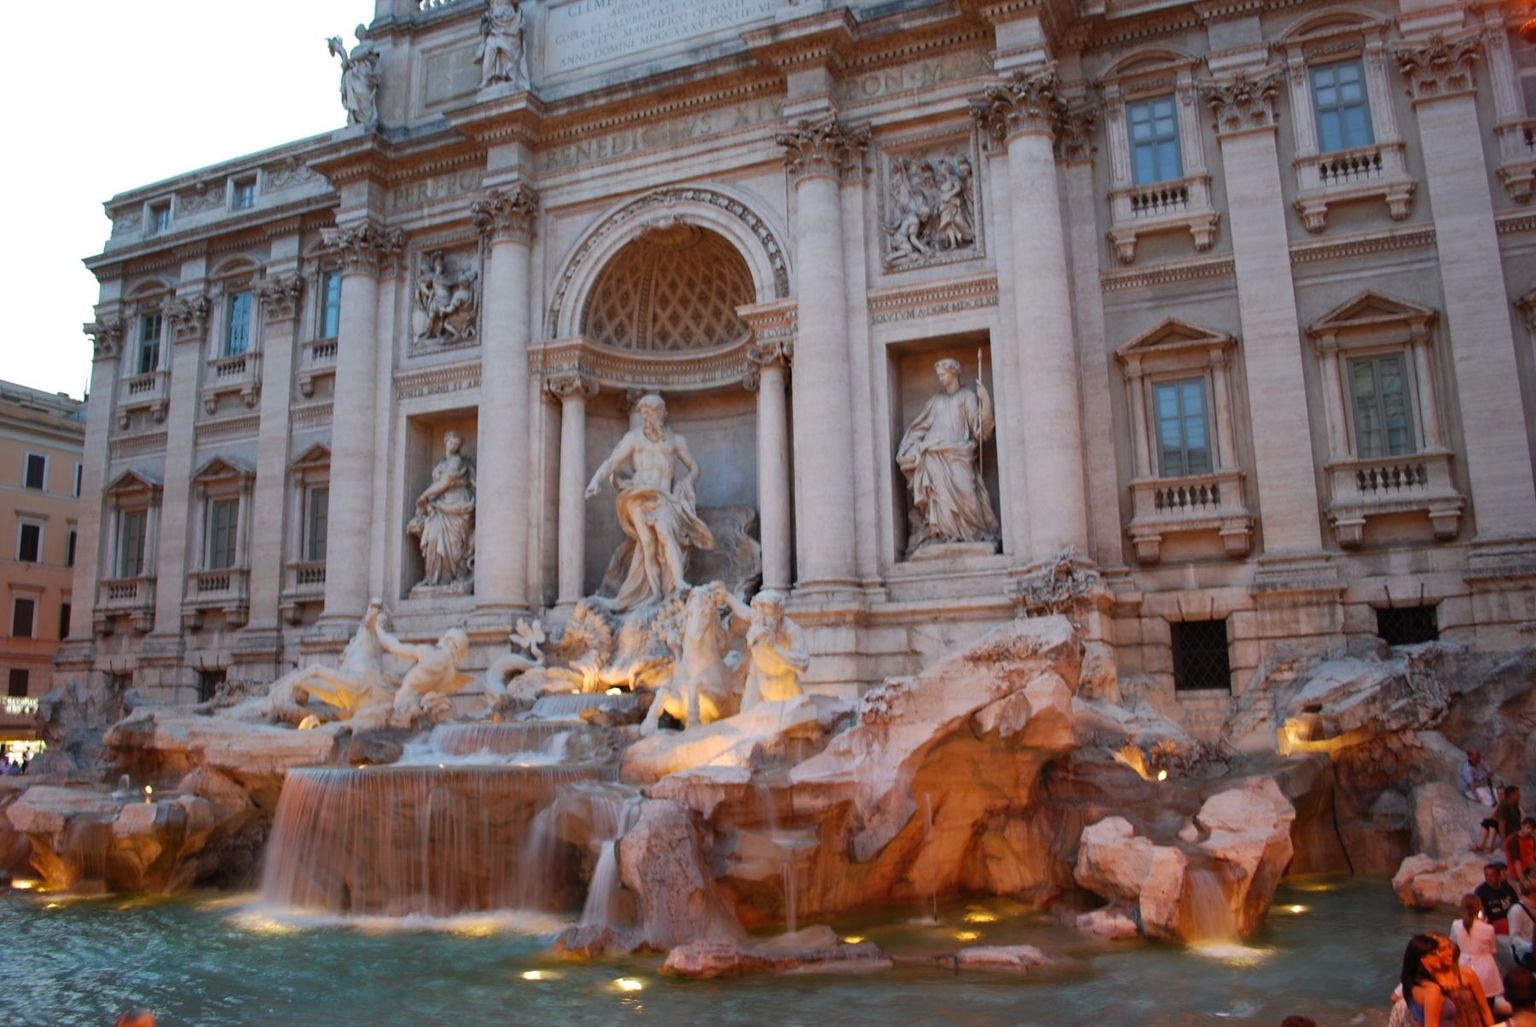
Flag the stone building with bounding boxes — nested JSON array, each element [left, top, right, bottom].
[[61, 0, 1536, 736], [1, 381, 84, 761]]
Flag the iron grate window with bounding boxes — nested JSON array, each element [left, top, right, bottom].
[[1377, 605, 1439, 646], [1172, 619, 1232, 692], [197, 669, 226, 704]]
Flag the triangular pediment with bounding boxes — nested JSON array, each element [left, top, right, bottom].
[[1310, 291, 1436, 336], [104, 469, 161, 499], [190, 455, 254, 484], [1116, 318, 1233, 362], [290, 442, 331, 471]]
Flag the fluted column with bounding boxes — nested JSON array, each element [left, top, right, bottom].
[[777, 116, 866, 592], [472, 185, 539, 613], [70, 318, 125, 641], [549, 373, 597, 606], [318, 222, 401, 628], [972, 71, 1089, 557], [748, 338, 793, 591]]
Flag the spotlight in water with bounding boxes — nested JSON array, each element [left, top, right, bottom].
[[954, 930, 981, 942], [10, 879, 38, 891], [1156, 769, 1168, 782], [613, 977, 645, 992], [143, 785, 154, 802], [521, 970, 551, 981], [606, 687, 623, 696], [44, 902, 62, 910], [963, 911, 998, 924], [842, 935, 865, 945], [1285, 904, 1306, 914]]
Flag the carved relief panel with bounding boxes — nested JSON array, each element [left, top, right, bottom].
[[411, 247, 482, 352], [876, 130, 985, 273]]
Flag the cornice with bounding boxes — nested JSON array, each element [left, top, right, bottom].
[[85, 194, 339, 277], [1100, 253, 1234, 291], [742, 9, 861, 75], [867, 274, 999, 324], [1289, 225, 1437, 264], [444, 93, 548, 148]]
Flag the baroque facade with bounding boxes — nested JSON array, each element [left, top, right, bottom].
[[61, 0, 1536, 737]]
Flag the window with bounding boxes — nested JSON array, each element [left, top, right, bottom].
[[320, 271, 342, 339], [118, 509, 148, 578], [206, 498, 239, 570], [58, 602, 70, 640], [1128, 96, 1183, 185], [225, 291, 253, 357], [1377, 605, 1439, 645], [1311, 60, 1374, 153], [1153, 379, 1212, 477], [150, 202, 171, 234], [73, 463, 82, 498], [11, 598, 35, 638], [137, 313, 162, 375], [232, 178, 257, 211], [67, 528, 77, 567], [1171, 619, 1231, 691], [305, 487, 329, 563], [7, 669, 27, 698], [17, 523, 41, 563], [23, 453, 45, 490], [1348, 353, 1415, 459], [197, 669, 225, 704]]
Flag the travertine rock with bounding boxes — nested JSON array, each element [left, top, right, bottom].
[[951, 944, 1053, 972], [1394, 853, 1488, 909], [1194, 777, 1296, 936], [1075, 907, 1140, 940], [662, 927, 888, 978], [1074, 816, 1187, 938], [618, 798, 742, 950], [622, 694, 851, 782]]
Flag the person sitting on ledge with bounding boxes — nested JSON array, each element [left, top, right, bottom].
[[1479, 863, 1521, 939]]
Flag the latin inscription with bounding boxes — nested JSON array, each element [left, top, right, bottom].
[[391, 170, 485, 212], [835, 52, 991, 105], [541, 97, 783, 173], [545, 0, 776, 73]]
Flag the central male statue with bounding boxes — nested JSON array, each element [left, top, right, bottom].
[[585, 394, 714, 610]]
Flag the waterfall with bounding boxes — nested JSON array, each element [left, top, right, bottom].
[[1182, 866, 1239, 944], [574, 784, 643, 929]]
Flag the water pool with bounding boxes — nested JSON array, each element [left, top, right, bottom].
[[0, 876, 1433, 1026]]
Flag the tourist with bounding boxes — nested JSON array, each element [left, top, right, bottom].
[[1499, 788, 1526, 845], [1510, 882, 1536, 970], [114, 1011, 155, 1027], [1280, 1017, 1318, 1027], [1399, 933, 1495, 1026], [1467, 750, 1499, 805], [1503, 967, 1536, 1026], [1509, 820, 1536, 891], [1453, 894, 1505, 1011], [1479, 864, 1521, 937]]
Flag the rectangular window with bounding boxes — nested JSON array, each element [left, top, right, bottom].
[[232, 178, 257, 211], [7, 669, 28, 698], [73, 463, 82, 498], [1153, 378, 1212, 477], [23, 453, 46, 490], [12, 598, 35, 639], [225, 291, 253, 357], [1349, 353, 1415, 459], [1171, 619, 1232, 691], [67, 528, 77, 567], [320, 271, 342, 339], [17, 523, 41, 563], [206, 498, 239, 570], [197, 669, 226, 704], [1128, 96, 1183, 186], [118, 509, 147, 578], [138, 314, 162, 375], [305, 487, 330, 563], [150, 202, 172, 234], [1312, 60, 1374, 153], [58, 602, 70, 640], [1377, 605, 1439, 646]]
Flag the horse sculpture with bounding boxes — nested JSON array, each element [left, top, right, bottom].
[[639, 582, 744, 735]]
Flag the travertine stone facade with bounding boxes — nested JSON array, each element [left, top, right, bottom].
[[61, 0, 1536, 736]]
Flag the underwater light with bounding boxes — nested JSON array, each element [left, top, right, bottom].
[[963, 911, 997, 924], [613, 977, 645, 992], [521, 970, 554, 982], [954, 930, 981, 942], [841, 935, 865, 945], [1285, 904, 1307, 914], [606, 687, 623, 696], [143, 785, 154, 802], [10, 879, 38, 891], [1156, 769, 1168, 781]]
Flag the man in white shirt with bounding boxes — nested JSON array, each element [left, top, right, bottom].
[[1509, 880, 1536, 969]]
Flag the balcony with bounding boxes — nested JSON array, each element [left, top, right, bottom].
[[1127, 469, 1253, 563], [1325, 449, 1463, 547], [116, 370, 170, 428], [298, 338, 338, 398], [95, 576, 155, 633], [1293, 142, 1414, 233], [183, 567, 249, 629], [279, 560, 326, 624], [1106, 175, 1219, 264], [1496, 120, 1536, 204], [201, 351, 261, 415]]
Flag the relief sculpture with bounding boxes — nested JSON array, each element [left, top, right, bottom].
[[414, 251, 480, 345], [882, 147, 978, 270]]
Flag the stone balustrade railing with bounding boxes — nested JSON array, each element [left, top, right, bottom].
[[1128, 183, 1190, 218], [95, 576, 156, 634], [183, 568, 250, 629], [298, 339, 338, 398], [1294, 140, 1413, 231], [280, 560, 327, 625], [1127, 468, 1253, 562], [1106, 174, 1218, 263], [1316, 147, 1386, 186], [1325, 449, 1463, 546]]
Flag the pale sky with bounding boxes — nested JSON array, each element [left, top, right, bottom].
[[0, 0, 377, 401]]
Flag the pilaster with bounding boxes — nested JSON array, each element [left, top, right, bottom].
[[549, 372, 598, 607], [70, 317, 124, 643], [151, 290, 210, 641]]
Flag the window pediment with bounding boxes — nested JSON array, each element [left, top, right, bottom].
[[104, 469, 162, 502], [191, 455, 254, 487], [1309, 291, 1436, 344], [290, 443, 331, 472], [1116, 318, 1234, 365]]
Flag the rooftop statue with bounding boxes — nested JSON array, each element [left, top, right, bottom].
[[897, 358, 998, 555], [407, 430, 476, 591], [586, 394, 714, 611], [477, 0, 529, 90], [327, 25, 380, 129]]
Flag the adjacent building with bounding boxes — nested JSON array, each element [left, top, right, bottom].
[[58, 0, 1536, 739]]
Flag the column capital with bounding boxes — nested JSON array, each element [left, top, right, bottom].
[[1394, 33, 1481, 102], [776, 114, 869, 183], [85, 316, 125, 361], [1200, 70, 1282, 137], [166, 296, 211, 343], [748, 337, 794, 370], [546, 371, 598, 401], [320, 221, 404, 276], [1055, 104, 1100, 162], [257, 273, 306, 323], [970, 68, 1067, 147], [473, 185, 541, 244]]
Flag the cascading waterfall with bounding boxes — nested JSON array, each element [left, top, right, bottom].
[[575, 784, 643, 928], [1182, 865, 1240, 944]]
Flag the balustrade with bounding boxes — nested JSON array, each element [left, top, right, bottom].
[[1325, 450, 1463, 546], [1128, 468, 1252, 563], [1107, 175, 1218, 263], [1293, 141, 1413, 232], [298, 339, 339, 398]]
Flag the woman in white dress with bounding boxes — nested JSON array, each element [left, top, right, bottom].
[[1453, 893, 1506, 1014]]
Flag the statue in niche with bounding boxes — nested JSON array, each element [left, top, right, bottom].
[[408, 431, 476, 590], [884, 152, 976, 266], [721, 588, 809, 713], [897, 358, 998, 555], [327, 25, 381, 129], [414, 251, 480, 344], [586, 394, 714, 612], [476, 0, 529, 90]]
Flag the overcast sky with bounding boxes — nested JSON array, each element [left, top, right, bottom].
[[0, 0, 376, 400]]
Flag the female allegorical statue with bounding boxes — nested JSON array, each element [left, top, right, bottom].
[[897, 357, 998, 555], [409, 430, 476, 588]]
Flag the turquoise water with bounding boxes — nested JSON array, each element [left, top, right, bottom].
[[1, 876, 1431, 1026]]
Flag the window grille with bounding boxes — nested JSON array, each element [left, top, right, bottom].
[[1172, 619, 1231, 691], [1377, 605, 1439, 646]]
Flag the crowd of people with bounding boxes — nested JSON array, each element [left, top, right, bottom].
[[1, 752, 31, 775]]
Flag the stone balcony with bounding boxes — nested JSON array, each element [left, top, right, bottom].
[[1292, 142, 1414, 232], [183, 568, 249, 629], [297, 339, 338, 398], [279, 560, 326, 624], [95, 576, 156, 634], [1127, 469, 1253, 563], [1105, 175, 1219, 264], [1325, 449, 1463, 548], [201, 352, 261, 415], [116, 370, 170, 428], [1495, 120, 1536, 204]]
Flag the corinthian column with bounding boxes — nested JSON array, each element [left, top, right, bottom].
[[776, 115, 866, 593], [971, 71, 1089, 557], [317, 222, 401, 630], [747, 334, 793, 591], [472, 185, 539, 614], [153, 293, 211, 635], [549, 373, 597, 606]]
